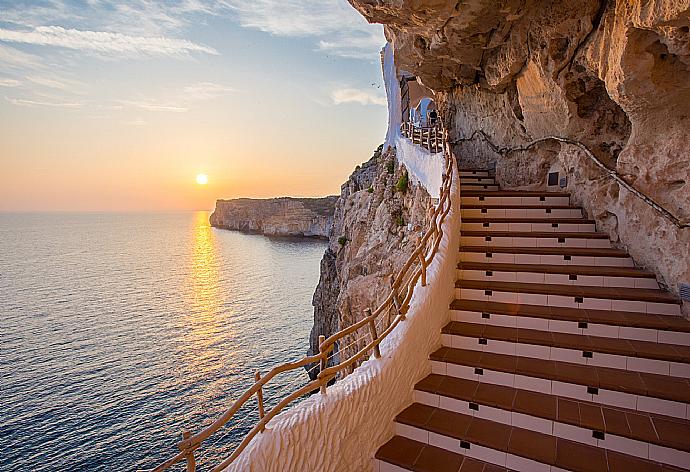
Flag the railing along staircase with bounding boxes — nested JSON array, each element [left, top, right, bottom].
[[144, 130, 457, 472]]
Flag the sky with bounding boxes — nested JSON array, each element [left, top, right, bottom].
[[0, 0, 388, 211]]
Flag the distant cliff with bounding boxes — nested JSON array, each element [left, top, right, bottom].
[[209, 196, 338, 238]]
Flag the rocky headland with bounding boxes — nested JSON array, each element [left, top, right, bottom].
[[209, 196, 337, 238]]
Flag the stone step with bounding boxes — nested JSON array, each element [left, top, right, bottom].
[[461, 176, 496, 182], [414, 374, 690, 459], [393, 403, 685, 471], [461, 231, 611, 249], [429, 347, 690, 417], [459, 246, 632, 267], [449, 299, 690, 340], [459, 169, 491, 177], [461, 219, 596, 233], [457, 262, 658, 289], [461, 193, 571, 206], [461, 207, 583, 219], [454, 279, 680, 315], [441, 321, 690, 377], [374, 435, 509, 472]]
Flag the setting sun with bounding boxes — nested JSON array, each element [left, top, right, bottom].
[[196, 173, 208, 185]]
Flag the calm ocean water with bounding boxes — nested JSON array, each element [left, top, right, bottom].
[[0, 212, 327, 471]]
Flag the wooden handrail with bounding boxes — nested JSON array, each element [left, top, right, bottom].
[[143, 127, 456, 472]]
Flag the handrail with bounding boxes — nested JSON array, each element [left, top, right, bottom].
[[143, 127, 456, 472], [453, 129, 689, 229]]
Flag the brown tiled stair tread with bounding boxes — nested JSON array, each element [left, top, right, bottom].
[[458, 261, 655, 278], [416, 373, 690, 453], [462, 204, 580, 209], [442, 321, 690, 363], [459, 168, 493, 173], [461, 190, 570, 197], [463, 217, 594, 224], [460, 246, 628, 257], [456, 279, 679, 304], [449, 299, 690, 332], [430, 347, 690, 404], [395, 403, 684, 472], [376, 435, 512, 472], [461, 230, 609, 239], [461, 175, 496, 179]]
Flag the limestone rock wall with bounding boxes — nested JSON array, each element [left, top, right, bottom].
[[350, 0, 690, 295], [308, 146, 434, 375], [209, 196, 337, 238]]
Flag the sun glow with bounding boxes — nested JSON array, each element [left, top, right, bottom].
[[196, 173, 208, 185]]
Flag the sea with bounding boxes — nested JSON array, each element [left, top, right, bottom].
[[0, 211, 327, 471]]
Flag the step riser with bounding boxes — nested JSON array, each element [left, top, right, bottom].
[[430, 360, 690, 420], [462, 222, 596, 232], [441, 334, 690, 378], [460, 178, 496, 184], [456, 269, 659, 290], [458, 252, 634, 268], [460, 171, 490, 177], [399, 404, 690, 470], [461, 209, 583, 219], [455, 288, 681, 315], [451, 309, 690, 345], [461, 236, 611, 249], [462, 196, 571, 206]]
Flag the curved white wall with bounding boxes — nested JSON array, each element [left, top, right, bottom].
[[227, 170, 461, 472]]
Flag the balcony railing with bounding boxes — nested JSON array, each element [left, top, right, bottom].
[[401, 121, 442, 153]]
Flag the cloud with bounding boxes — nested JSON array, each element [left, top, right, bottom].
[[116, 100, 188, 112], [182, 81, 236, 100], [331, 87, 386, 106], [221, 0, 384, 59], [124, 117, 147, 126], [5, 96, 82, 108], [0, 44, 44, 71], [0, 26, 218, 57], [26, 75, 74, 91], [0, 78, 21, 87]]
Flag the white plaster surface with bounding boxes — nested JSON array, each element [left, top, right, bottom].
[[226, 166, 461, 472], [383, 41, 444, 198]]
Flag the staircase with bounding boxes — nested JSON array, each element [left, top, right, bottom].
[[374, 169, 690, 472]]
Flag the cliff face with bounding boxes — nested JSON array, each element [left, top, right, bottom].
[[209, 196, 337, 238], [308, 146, 433, 375], [350, 0, 690, 294]]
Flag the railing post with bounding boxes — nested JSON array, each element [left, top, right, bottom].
[[417, 236, 427, 287], [181, 430, 196, 472], [319, 335, 327, 394], [254, 371, 266, 432], [366, 308, 381, 359]]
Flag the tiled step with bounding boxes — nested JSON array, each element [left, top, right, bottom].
[[462, 219, 596, 233], [441, 321, 690, 376], [460, 177, 496, 184], [393, 403, 685, 471], [414, 374, 690, 459], [429, 347, 690, 416], [461, 230, 609, 247], [449, 299, 690, 343], [461, 183, 501, 191], [459, 169, 491, 178], [461, 193, 571, 206], [375, 435, 510, 472], [455, 279, 680, 315], [457, 262, 658, 289], [459, 246, 632, 267], [461, 207, 583, 219]]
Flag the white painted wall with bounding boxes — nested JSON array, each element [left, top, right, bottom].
[[227, 168, 460, 472], [382, 41, 444, 199]]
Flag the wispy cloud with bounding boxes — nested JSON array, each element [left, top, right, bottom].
[[5, 96, 82, 108], [26, 75, 75, 91], [331, 87, 386, 106], [0, 78, 21, 87], [221, 0, 384, 59], [115, 100, 188, 113], [182, 81, 236, 100], [0, 26, 218, 57], [0, 44, 44, 71]]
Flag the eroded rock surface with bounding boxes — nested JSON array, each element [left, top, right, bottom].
[[308, 147, 433, 376], [210, 196, 337, 238], [350, 0, 690, 294]]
